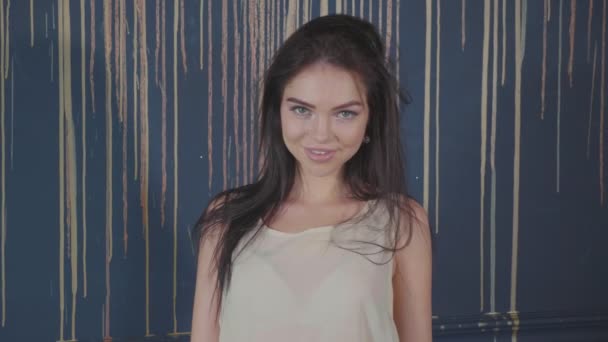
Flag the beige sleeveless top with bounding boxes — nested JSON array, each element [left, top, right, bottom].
[[218, 200, 399, 342]]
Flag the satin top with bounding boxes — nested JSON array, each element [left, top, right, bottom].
[[218, 200, 399, 342]]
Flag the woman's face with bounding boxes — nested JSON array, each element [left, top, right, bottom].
[[280, 62, 369, 180]]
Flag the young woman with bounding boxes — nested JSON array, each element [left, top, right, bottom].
[[191, 14, 432, 342]]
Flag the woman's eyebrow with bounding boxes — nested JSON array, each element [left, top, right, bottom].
[[286, 97, 364, 110]]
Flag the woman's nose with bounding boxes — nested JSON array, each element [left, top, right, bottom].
[[310, 115, 332, 142]]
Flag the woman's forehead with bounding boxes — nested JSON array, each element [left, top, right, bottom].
[[282, 63, 368, 107]]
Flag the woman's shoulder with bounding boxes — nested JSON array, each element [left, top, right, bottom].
[[393, 195, 431, 251], [373, 194, 430, 246], [403, 197, 428, 226]]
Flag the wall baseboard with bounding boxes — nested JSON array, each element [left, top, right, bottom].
[[80, 311, 608, 341], [432, 310, 608, 337]]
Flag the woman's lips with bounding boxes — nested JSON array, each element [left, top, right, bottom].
[[304, 148, 336, 162]]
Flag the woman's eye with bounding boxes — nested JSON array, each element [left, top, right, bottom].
[[292, 106, 310, 116], [337, 110, 357, 119]]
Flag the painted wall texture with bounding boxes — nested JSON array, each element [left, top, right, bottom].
[[0, 0, 607, 341]]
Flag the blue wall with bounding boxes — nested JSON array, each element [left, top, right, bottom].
[[0, 0, 607, 341]]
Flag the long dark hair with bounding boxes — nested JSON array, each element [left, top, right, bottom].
[[193, 14, 416, 317]]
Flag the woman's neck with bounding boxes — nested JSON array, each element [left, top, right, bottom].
[[289, 171, 350, 205]]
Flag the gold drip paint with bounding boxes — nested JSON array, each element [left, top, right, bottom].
[[548, 0, 551, 21], [172, 0, 179, 332], [271, 0, 276, 75], [119, 0, 128, 257], [510, 1, 522, 338], [386, 0, 393, 54], [321, 0, 328, 15], [600, 0, 606, 205], [522, 0, 527, 74], [0, 0, 5, 328], [568, 0, 575, 87], [165, 0, 190, 328], [135, 0, 151, 336], [133, 0, 138, 181], [510, 311, 520, 342], [58, 1, 69, 339], [222, 0, 228, 190], [180, 0, 187, 75], [60, 1, 79, 338], [51, 40, 54, 82], [56, 0, 64, 337], [295, 0, 296, 27], [155, 0, 160, 86], [7, 48, 9, 171], [588, 43, 597, 160], [89, 0, 95, 113], [434, 0, 440, 234], [480, 0, 490, 313], [490, 0, 499, 315], [360, 0, 364, 18], [557, 0, 563, 194], [337, 0, 342, 13], [300, 0, 310, 26], [396, 0, 400, 79], [286, 0, 296, 37], [114, 0, 119, 112], [161, 0, 167, 228], [242, 1, 248, 185], [102, 0, 113, 338], [502, 0, 506, 85], [30, 0, 34, 47], [588, 0, 593, 62], [369, 0, 373, 22], [207, 0, 214, 189], [379, 0, 383, 33], [295, 0, 300, 27], [268, 0, 273, 94], [233, 0, 241, 187], [541, 0, 547, 119], [423, 0, 431, 212], [200, 0, 203, 70], [4, 0, 9, 80], [258, 0, 266, 174], [462, 0, 466, 51], [80, 0, 87, 299], [250, 0, 257, 182]]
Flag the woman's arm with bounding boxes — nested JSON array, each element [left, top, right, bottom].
[[393, 200, 433, 341], [190, 231, 221, 342]]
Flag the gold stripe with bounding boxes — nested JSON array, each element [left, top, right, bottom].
[[172, 0, 179, 332], [57, 0, 64, 336], [102, 0, 113, 337], [588, 44, 598, 160], [557, 0, 563, 193], [490, 0, 499, 314], [568, 0, 576, 87], [511, 0, 522, 326], [462, 0, 466, 51], [423, 0, 431, 212], [600, 0, 606, 205], [30, 0, 34, 46], [480, 0, 490, 313], [434, 0, 441, 234]]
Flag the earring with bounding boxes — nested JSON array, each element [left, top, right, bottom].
[[363, 136, 370, 144]]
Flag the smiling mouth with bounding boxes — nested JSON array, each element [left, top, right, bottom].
[[304, 148, 336, 162]]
